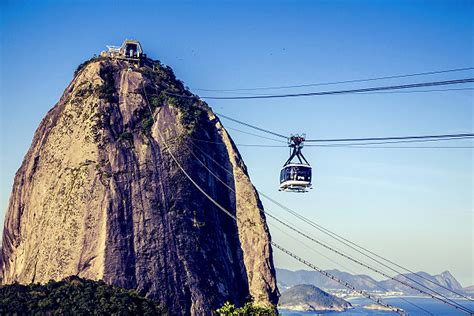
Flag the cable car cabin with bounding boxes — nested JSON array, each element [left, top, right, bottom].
[[279, 134, 312, 192], [279, 164, 312, 192]]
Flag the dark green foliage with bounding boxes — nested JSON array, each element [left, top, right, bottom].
[[74, 56, 106, 77], [74, 58, 95, 77], [74, 57, 115, 103], [150, 96, 161, 109], [138, 60, 208, 135], [178, 99, 205, 134], [0, 276, 165, 315], [141, 117, 154, 135], [216, 301, 277, 315], [96, 67, 118, 103], [118, 131, 134, 142]]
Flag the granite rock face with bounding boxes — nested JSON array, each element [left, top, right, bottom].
[[0, 58, 279, 314]]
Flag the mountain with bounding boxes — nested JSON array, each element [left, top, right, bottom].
[[276, 268, 468, 297], [0, 54, 278, 314], [464, 285, 474, 295], [0, 276, 164, 314], [279, 284, 351, 312], [379, 270, 464, 295], [276, 268, 379, 291]]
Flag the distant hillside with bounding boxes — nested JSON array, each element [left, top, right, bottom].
[[379, 271, 464, 295], [279, 284, 351, 312], [276, 268, 379, 291], [464, 285, 474, 295], [276, 268, 468, 297], [0, 276, 165, 315]]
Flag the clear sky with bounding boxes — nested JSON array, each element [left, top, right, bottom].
[[1, 0, 473, 286]]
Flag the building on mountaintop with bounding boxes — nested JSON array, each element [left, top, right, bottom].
[[101, 39, 146, 65]]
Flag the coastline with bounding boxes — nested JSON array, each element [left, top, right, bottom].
[[346, 295, 474, 301], [279, 297, 474, 315]]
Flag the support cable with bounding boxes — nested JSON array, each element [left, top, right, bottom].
[[226, 126, 288, 143], [215, 112, 287, 139], [305, 137, 474, 146], [215, 111, 474, 144], [186, 140, 473, 314], [160, 138, 404, 314], [186, 143, 434, 313], [141, 84, 405, 315], [167, 78, 474, 100], [258, 192, 474, 303], [189, 135, 474, 148], [353, 87, 474, 95], [189, 139, 474, 304], [305, 134, 474, 143], [266, 219, 434, 315], [193, 67, 474, 92], [143, 82, 472, 313]]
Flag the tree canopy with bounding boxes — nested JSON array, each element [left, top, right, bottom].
[[0, 276, 165, 315]]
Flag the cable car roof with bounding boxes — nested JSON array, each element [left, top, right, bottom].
[[281, 163, 311, 169]]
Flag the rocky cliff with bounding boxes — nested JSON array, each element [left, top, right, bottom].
[[0, 56, 279, 314]]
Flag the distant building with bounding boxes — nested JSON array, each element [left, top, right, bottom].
[[101, 39, 146, 65]]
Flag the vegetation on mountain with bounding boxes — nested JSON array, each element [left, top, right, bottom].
[[138, 59, 208, 135], [216, 301, 277, 315], [278, 284, 351, 312], [0, 276, 165, 315], [0, 55, 279, 314], [96, 66, 118, 103]]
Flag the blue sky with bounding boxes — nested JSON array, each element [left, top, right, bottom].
[[1, 0, 473, 286]]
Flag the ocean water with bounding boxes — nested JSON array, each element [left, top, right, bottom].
[[279, 297, 474, 316]]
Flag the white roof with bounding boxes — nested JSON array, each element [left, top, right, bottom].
[[281, 163, 311, 169]]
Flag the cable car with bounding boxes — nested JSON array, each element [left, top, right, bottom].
[[279, 135, 312, 192]]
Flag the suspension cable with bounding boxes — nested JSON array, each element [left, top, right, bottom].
[[267, 219, 434, 315], [143, 81, 472, 313], [305, 137, 474, 146], [185, 142, 434, 313], [193, 67, 474, 92], [189, 135, 474, 148], [215, 112, 287, 139], [215, 111, 474, 144], [189, 137, 473, 302], [190, 138, 473, 301], [196, 133, 473, 301], [141, 84, 407, 314], [186, 140, 473, 314], [258, 192, 474, 303], [158, 136, 404, 314], [305, 134, 474, 143], [271, 242, 404, 314], [226, 126, 287, 143], [167, 78, 474, 100]]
